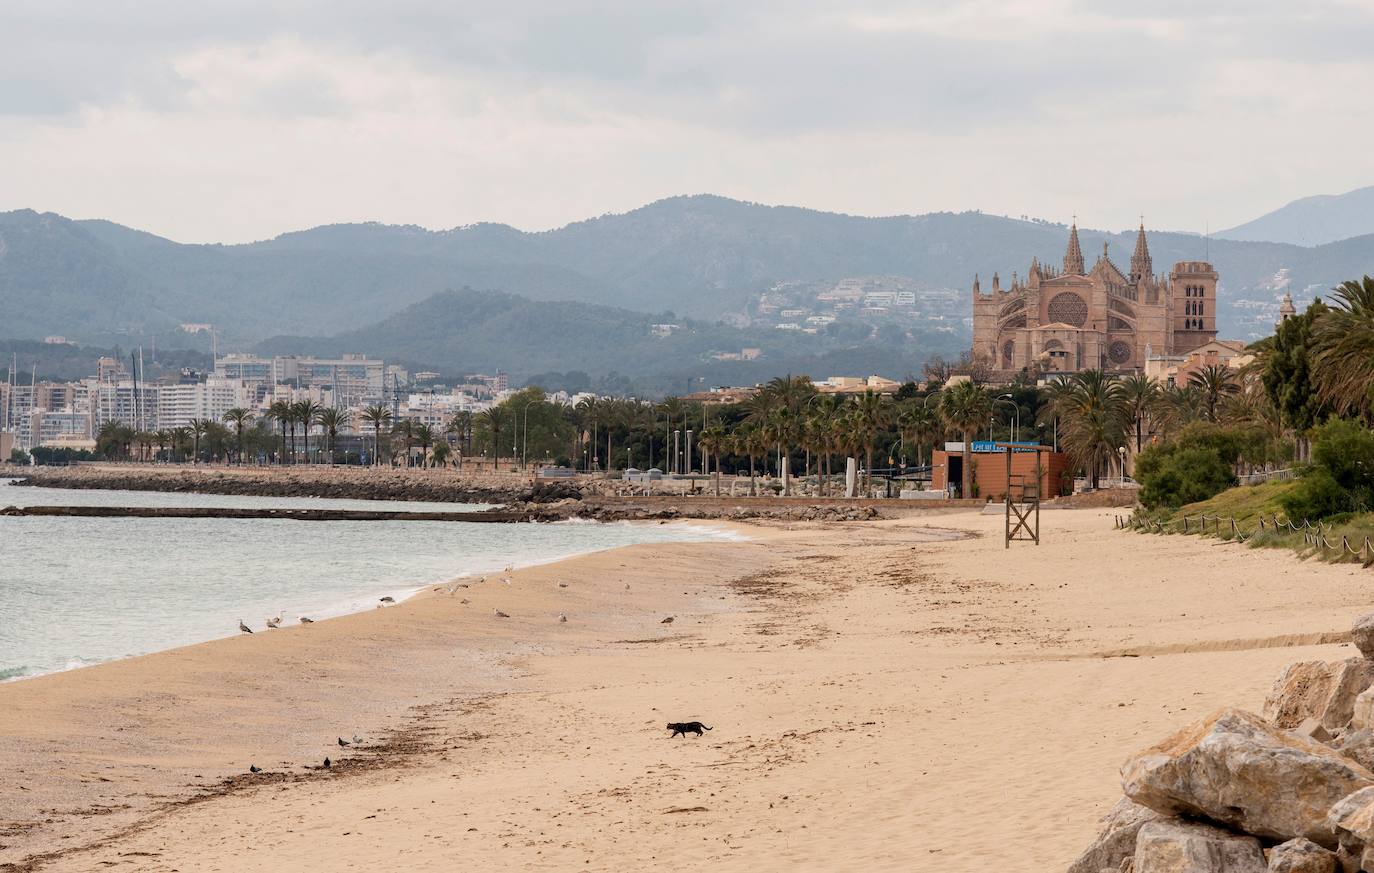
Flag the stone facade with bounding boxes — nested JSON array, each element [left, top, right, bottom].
[[971, 224, 1218, 375]]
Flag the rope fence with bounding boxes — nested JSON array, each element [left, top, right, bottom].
[[1114, 511, 1374, 566]]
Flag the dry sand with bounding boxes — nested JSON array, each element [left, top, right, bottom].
[[2, 508, 1369, 872]]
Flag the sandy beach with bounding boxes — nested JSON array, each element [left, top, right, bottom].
[[3, 507, 1369, 872]]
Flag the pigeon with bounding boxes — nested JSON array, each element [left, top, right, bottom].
[[661, 616, 674, 624], [352, 735, 364, 745], [337, 737, 351, 748], [625, 583, 631, 591], [379, 596, 395, 604], [299, 616, 314, 624], [557, 581, 569, 588], [249, 764, 261, 773], [494, 608, 510, 618], [239, 620, 253, 634], [558, 613, 567, 623], [323, 757, 331, 769]]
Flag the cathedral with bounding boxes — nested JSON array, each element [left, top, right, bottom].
[[971, 223, 1218, 374]]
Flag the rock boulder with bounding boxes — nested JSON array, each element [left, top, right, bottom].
[[1066, 796, 1163, 873], [1262, 658, 1374, 733], [1133, 819, 1265, 873], [1352, 612, 1374, 660], [1121, 708, 1374, 847], [1265, 838, 1337, 873]]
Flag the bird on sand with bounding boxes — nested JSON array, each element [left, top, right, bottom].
[[266, 614, 281, 629], [501, 576, 513, 586], [625, 583, 631, 591], [494, 608, 510, 618], [459, 598, 470, 605], [379, 596, 395, 604], [557, 581, 569, 588], [249, 764, 261, 773], [323, 757, 331, 769], [352, 735, 364, 745], [337, 737, 351, 748], [558, 613, 568, 623], [239, 620, 253, 634], [661, 616, 675, 624], [299, 616, 314, 624]]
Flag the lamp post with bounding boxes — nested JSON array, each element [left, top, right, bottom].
[[996, 394, 1019, 443], [686, 429, 694, 475], [673, 429, 680, 475], [521, 403, 530, 471], [1118, 445, 1128, 483]]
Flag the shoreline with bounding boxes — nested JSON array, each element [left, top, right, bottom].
[[1, 508, 749, 686], [8, 507, 1371, 871]]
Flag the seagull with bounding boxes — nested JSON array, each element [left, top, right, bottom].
[[239, 620, 253, 634], [323, 757, 331, 769], [249, 764, 261, 773], [661, 616, 674, 624], [557, 581, 569, 588], [266, 615, 281, 629], [494, 608, 510, 618], [299, 616, 314, 624], [503, 563, 514, 572], [337, 737, 351, 748], [379, 596, 395, 604], [558, 613, 567, 623]]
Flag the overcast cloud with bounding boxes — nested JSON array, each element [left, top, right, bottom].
[[2, 0, 1372, 242]]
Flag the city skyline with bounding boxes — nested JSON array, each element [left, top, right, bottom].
[[4, 2, 1374, 243]]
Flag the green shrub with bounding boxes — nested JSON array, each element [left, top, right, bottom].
[[1137, 444, 1237, 509], [1279, 419, 1374, 520]]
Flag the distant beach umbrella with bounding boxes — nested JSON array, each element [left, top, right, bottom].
[[239, 620, 253, 634]]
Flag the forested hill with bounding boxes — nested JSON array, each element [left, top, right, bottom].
[[255, 288, 960, 397]]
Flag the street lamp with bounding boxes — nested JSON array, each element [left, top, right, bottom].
[[686, 429, 694, 475], [1118, 445, 1128, 483], [996, 394, 1019, 443], [673, 429, 680, 475]]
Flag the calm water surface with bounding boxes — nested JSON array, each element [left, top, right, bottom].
[[0, 480, 739, 681]]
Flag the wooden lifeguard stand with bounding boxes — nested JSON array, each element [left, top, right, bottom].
[[998, 442, 1053, 548]]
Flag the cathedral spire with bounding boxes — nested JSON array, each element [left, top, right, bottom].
[[1063, 220, 1085, 275], [1130, 218, 1152, 283]]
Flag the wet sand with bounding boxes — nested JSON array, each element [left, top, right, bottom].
[[2, 509, 1369, 872]]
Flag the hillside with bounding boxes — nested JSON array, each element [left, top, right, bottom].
[[3, 195, 1374, 348], [1218, 185, 1374, 246], [256, 288, 962, 396]]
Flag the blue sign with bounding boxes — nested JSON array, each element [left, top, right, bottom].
[[971, 441, 1039, 453]]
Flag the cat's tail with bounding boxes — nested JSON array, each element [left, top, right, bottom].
[[703, 725, 713, 730]]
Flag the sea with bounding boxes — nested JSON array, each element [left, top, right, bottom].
[[0, 478, 740, 682]]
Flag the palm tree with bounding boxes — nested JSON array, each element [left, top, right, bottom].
[[896, 398, 939, 471], [154, 429, 171, 462], [170, 426, 192, 462], [293, 399, 322, 463], [188, 418, 210, 463], [938, 380, 993, 498], [1152, 383, 1205, 438], [414, 423, 435, 467], [478, 406, 509, 470], [1119, 374, 1158, 455], [850, 389, 891, 493], [392, 418, 416, 466], [734, 424, 767, 496], [361, 404, 392, 465], [697, 425, 728, 495], [268, 400, 293, 464], [430, 439, 452, 468], [1311, 276, 1374, 418], [221, 408, 254, 464], [314, 407, 345, 464], [1189, 365, 1240, 422], [446, 411, 474, 464], [1058, 370, 1129, 489]]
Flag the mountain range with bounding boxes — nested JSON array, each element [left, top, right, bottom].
[[3, 192, 1374, 392], [1218, 186, 1374, 246]]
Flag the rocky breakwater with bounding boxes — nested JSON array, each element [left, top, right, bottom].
[[9, 466, 582, 505], [1067, 613, 1374, 873], [515, 498, 883, 523]]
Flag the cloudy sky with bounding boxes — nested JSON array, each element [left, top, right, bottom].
[[3, 0, 1373, 243]]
